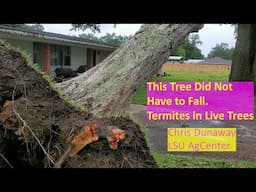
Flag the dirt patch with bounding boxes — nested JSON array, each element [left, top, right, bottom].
[[0, 44, 157, 168], [162, 63, 230, 75]]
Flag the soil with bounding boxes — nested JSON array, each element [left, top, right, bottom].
[[0, 44, 157, 168]]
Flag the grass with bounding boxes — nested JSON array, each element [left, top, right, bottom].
[[132, 63, 230, 105], [133, 62, 256, 168], [132, 62, 256, 116], [153, 153, 256, 168]]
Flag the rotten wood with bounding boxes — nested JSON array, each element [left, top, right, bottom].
[[69, 123, 99, 157], [105, 126, 126, 150], [69, 123, 126, 157], [0, 100, 19, 131], [53, 123, 126, 168], [0, 100, 29, 139]]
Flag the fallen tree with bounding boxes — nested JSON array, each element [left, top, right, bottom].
[[0, 24, 202, 168], [58, 24, 203, 117]]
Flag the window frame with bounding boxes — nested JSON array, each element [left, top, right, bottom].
[[50, 44, 71, 67]]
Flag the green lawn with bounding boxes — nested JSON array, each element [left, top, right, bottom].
[[132, 74, 228, 105], [132, 63, 256, 168], [132, 64, 255, 115], [132, 67, 229, 105], [153, 153, 256, 168]]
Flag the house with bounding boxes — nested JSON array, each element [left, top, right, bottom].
[[168, 56, 184, 63], [0, 25, 117, 76], [197, 57, 232, 65], [184, 59, 205, 64]]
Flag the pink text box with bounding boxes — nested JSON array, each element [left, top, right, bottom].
[[146, 82, 254, 120]]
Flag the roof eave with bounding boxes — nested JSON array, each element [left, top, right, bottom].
[[0, 28, 116, 50]]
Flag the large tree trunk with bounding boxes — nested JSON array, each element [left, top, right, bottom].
[[229, 24, 256, 81], [58, 24, 203, 117]]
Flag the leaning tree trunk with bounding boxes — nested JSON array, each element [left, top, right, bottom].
[[229, 24, 256, 81], [58, 24, 203, 117]]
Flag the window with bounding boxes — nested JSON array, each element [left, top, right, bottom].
[[50, 45, 70, 67], [33, 42, 43, 68], [63, 46, 71, 66], [51, 45, 58, 66]]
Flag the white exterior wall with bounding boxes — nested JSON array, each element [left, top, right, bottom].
[[0, 36, 114, 74], [2, 38, 33, 59], [70, 46, 87, 71]]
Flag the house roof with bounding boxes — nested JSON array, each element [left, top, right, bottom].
[[184, 59, 204, 64], [198, 57, 232, 64], [0, 25, 117, 50]]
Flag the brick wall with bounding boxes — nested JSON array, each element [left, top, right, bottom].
[[42, 43, 51, 74]]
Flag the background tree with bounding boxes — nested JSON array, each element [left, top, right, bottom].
[[190, 34, 202, 45], [79, 32, 130, 46], [29, 24, 45, 31], [229, 24, 256, 81], [173, 46, 186, 57], [79, 33, 100, 41], [0, 24, 44, 31], [173, 34, 204, 59], [100, 33, 130, 46], [207, 43, 234, 60], [71, 24, 101, 33]]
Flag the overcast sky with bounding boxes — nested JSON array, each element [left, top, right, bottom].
[[42, 24, 236, 57]]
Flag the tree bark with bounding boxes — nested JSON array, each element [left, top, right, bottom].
[[58, 24, 203, 117], [229, 24, 256, 81]]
